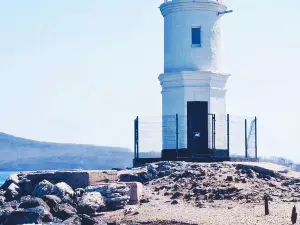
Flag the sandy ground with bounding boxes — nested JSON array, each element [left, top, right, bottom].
[[117, 162, 300, 225], [122, 186, 297, 225]]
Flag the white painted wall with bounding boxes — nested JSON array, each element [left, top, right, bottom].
[[158, 0, 230, 151]]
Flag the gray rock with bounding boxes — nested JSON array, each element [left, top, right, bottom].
[[55, 182, 75, 198], [77, 192, 105, 215], [80, 214, 99, 225], [42, 195, 62, 212], [62, 195, 77, 208], [52, 203, 77, 220], [4, 183, 22, 201], [3, 208, 44, 225], [18, 178, 34, 195], [63, 215, 82, 225], [74, 188, 85, 197], [0, 196, 5, 206], [32, 180, 56, 198], [0, 210, 12, 224], [19, 197, 50, 212], [86, 183, 130, 210], [1, 174, 19, 191]]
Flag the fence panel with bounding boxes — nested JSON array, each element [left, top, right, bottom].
[[246, 117, 257, 158], [138, 116, 162, 158], [229, 115, 246, 157], [214, 114, 228, 150], [135, 114, 257, 160]]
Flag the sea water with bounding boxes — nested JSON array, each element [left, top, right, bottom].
[[0, 171, 13, 186]]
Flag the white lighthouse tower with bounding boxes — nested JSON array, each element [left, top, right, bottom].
[[158, 0, 231, 158]]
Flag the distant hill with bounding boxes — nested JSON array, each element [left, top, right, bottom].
[[0, 132, 133, 171]]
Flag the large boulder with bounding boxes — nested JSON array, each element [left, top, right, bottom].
[[1, 174, 19, 191], [18, 178, 34, 195], [0, 210, 12, 224], [4, 183, 22, 201], [19, 197, 50, 212], [86, 183, 130, 210], [32, 180, 75, 200], [77, 192, 105, 215], [2, 207, 48, 225], [55, 182, 75, 198], [80, 214, 99, 225], [0, 196, 5, 206], [52, 203, 77, 220], [42, 195, 62, 212], [63, 215, 82, 225], [32, 180, 56, 198]]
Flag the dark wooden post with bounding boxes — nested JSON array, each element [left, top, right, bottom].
[[292, 205, 297, 224], [264, 194, 269, 215]]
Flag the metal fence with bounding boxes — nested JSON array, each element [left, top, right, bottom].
[[134, 114, 258, 160]]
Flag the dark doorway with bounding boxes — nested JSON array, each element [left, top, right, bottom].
[[187, 101, 210, 158]]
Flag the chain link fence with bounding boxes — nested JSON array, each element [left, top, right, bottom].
[[134, 114, 257, 160]]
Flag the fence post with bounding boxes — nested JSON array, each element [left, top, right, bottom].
[[134, 118, 136, 159], [176, 114, 179, 160], [245, 119, 248, 158], [213, 114, 216, 150], [136, 116, 139, 159], [255, 116, 258, 159], [227, 114, 230, 157]]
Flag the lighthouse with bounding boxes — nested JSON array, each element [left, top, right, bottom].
[[158, 0, 231, 159]]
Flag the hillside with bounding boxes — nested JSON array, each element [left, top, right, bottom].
[[0, 132, 133, 171]]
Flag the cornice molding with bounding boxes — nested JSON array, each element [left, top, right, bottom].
[[158, 70, 231, 83], [160, 1, 227, 17]]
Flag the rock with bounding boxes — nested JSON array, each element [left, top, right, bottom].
[[226, 176, 233, 182], [80, 214, 99, 225], [43, 212, 54, 222], [4, 183, 22, 201], [18, 178, 34, 195], [75, 188, 85, 197], [52, 203, 77, 220], [23, 206, 53, 222], [86, 183, 130, 210], [119, 173, 139, 182], [0, 211, 11, 224], [19, 197, 50, 212], [32, 180, 56, 198], [140, 198, 150, 204], [77, 192, 105, 215], [3, 208, 44, 225], [42, 195, 62, 212], [171, 192, 182, 199], [121, 182, 143, 204], [19, 170, 118, 189], [55, 182, 75, 198], [1, 174, 19, 191], [62, 195, 77, 208], [171, 200, 179, 205], [63, 215, 82, 225], [0, 196, 5, 206]]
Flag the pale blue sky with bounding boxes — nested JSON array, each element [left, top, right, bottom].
[[0, 0, 299, 161]]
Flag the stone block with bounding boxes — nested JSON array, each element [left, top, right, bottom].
[[120, 182, 143, 205], [20, 170, 118, 189]]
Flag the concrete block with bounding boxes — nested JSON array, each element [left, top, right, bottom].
[[20, 170, 118, 189], [120, 182, 143, 205]]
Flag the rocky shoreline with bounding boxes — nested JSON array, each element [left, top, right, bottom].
[[1, 162, 300, 225], [0, 170, 141, 225]]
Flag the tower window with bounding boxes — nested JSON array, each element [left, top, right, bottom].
[[191, 26, 201, 47]]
